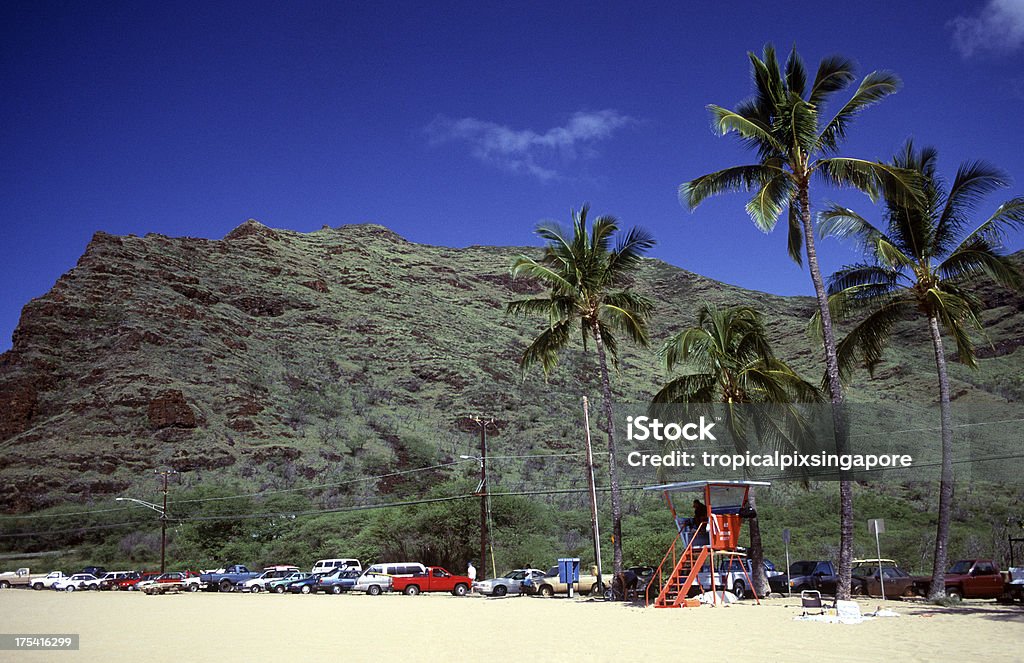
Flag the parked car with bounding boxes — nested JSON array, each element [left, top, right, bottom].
[[310, 558, 361, 575], [199, 565, 262, 592], [99, 571, 138, 590], [849, 563, 915, 598], [266, 572, 309, 594], [392, 567, 473, 596], [525, 565, 602, 597], [239, 568, 301, 593], [287, 574, 326, 594], [354, 562, 427, 595], [769, 560, 837, 595], [31, 571, 69, 591], [117, 572, 160, 591], [79, 566, 107, 579], [473, 568, 546, 596], [912, 559, 1006, 600], [316, 569, 361, 594], [696, 555, 761, 599], [52, 574, 101, 591]]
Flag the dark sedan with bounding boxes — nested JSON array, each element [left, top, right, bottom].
[[316, 569, 360, 595]]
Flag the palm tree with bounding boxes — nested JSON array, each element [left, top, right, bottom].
[[819, 141, 1024, 599], [507, 203, 655, 591], [653, 303, 822, 597], [678, 44, 917, 599]]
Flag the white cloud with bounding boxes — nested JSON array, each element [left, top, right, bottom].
[[949, 0, 1024, 57], [426, 110, 634, 181]]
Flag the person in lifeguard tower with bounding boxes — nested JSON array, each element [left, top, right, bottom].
[[692, 499, 708, 527]]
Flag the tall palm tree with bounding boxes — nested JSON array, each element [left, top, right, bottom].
[[678, 44, 917, 598], [507, 203, 655, 591], [653, 303, 822, 596], [819, 141, 1024, 599]]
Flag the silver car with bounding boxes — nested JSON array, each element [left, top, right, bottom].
[[473, 568, 546, 596]]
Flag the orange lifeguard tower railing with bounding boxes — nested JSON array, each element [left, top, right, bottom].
[[643, 480, 770, 608]]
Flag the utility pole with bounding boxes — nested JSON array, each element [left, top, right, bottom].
[[462, 416, 495, 581], [582, 397, 603, 594], [156, 469, 177, 573]]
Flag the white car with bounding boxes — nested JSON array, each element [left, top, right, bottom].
[[52, 574, 100, 591], [473, 568, 546, 596], [31, 571, 68, 590]]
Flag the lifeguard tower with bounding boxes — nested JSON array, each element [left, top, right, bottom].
[[643, 480, 770, 608]]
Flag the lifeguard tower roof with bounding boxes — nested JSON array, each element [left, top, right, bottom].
[[643, 480, 771, 492]]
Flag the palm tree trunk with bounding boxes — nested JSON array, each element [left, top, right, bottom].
[[747, 492, 770, 597], [590, 320, 624, 592], [926, 313, 955, 600], [798, 178, 853, 601]]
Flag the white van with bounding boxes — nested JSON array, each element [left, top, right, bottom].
[[354, 562, 426, 595], [311, 558, 361, 575]]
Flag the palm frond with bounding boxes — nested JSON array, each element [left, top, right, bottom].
[[680, 164, 784, 210], [519, 318, 574, 376], [939, 242, 1024, 290], [816, 158, 922, 206], [934, 161, 1010, 253], [817, 71, 901, 154], [832, 297, 912, 381], [808, 55, 856, 106], [926, 287, 984, 367], [787, 203, 803, 266], [784, 45, 807, 98], [509, 256, 575, 293], [951, 197, 1024, 251], [707, 105, 786, 154], [745, 173, 794, 232]]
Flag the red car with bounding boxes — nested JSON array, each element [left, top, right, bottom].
[[116, 572, 161, 591], [391, 567, 472, 596]]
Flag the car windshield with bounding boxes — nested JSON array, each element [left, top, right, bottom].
[[505, 570, 526, 580], [948, 560, 973, 574], [789, 562, 818, 576]]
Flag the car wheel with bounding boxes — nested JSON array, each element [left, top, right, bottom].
[[452, 583, 468, 597], [301, 585, 312, 594], [493, 584, 507, 597], [189, 583, 200, 592], [0, 580, 10, 589], [851, 583, 864, 597], [65, 585, 76, 592], [32, 582, 44, 591], [274, 585, 285, 594], [251, 584, 262, 593], [946, 588, 962, 601], [367, 585, 382, 596], [539, 585, 554, 598], [733, 581, 746, 599], [404, 585, 420, 596], [219, 580, 233, 593], [331, 585, 342, 595]]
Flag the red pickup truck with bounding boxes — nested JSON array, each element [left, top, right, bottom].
[[913, 559, 1005, 600], [391, 567, 472, 596]]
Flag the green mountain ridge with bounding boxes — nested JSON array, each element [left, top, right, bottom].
[[1, 220, 1022, 515]]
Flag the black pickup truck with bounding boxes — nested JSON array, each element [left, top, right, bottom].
[[768, 560, 837, 594]]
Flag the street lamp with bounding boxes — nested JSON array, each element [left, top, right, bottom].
[[115, 497, 168, 573], [116, 468, 176, 573]]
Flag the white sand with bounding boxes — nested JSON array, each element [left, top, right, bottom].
[[0, 590, 1021, 662]]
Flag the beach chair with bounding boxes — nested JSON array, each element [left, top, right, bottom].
[[800, 590, 826, 616]]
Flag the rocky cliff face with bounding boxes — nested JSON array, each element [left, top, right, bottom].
[[1, 221, 1021, 512]]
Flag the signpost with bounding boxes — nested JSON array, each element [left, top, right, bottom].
[[868, 518, 886, 600], [782, 528, 791, 598]]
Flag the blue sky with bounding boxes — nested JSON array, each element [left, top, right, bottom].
[[2, 0, 1024, 352]]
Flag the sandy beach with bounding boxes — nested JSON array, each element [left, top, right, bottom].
[[0, 590, 1020, 663]]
